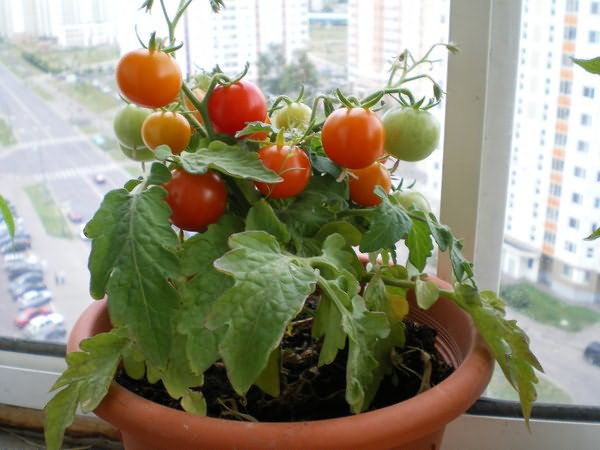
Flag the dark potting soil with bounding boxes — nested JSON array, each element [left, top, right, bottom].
[[115, 320, 453, 422]]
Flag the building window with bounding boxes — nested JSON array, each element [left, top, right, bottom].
[[544, 231, 556, 244], [593, 1, 600, 13], [583, 86, 595, 98], [527, 258, 534, 268], [581, 113, 592, 126], [562, 264, 573, 277], [578, 140, 589, 152], [554, 133, 567, 146], [566, 0, 579, 11], [560, 80, 572, 94], [564, 26, 577, 40], [574, 166, 586, 178], [557, 106, 570, 119], [547, 206, 559, 221], [550, 183, 562, 196], [552, 158, 564, 171], [569, 217, 580, 229], [589, 30, 600, 43], [572, 192, 583, 204], [587, 247, 595, 258], [565, 241, 576, 253]]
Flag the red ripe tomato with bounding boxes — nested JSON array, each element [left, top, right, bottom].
[[207, 80, 267, 136], [116, 48, 182, 109], [164, 169, 227, 231], [349, 162, 391, 206], [321, 108, 384, 169], [255, 145, 311, 199], [141, 111, 191, 155]]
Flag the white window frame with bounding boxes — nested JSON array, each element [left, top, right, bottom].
[[1, 1, 599, 448]]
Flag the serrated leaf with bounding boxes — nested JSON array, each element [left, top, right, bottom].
[[179, 142, 281, 182], [178, 216, 242, 374], [121, 344, 145, 380], [45, 329, 128, 450], [154, 144, 173, 161], [312, 294, 347, 365], [359, 188, 412, 253], [572, 56, 600, 75], [0, 195, 15, 241], [124, 177, 143, 192], [44, 382, 80, 450], [146, 161, 172, 185], [415, 279, 439, 310], [254, 348, 281, 397], [235, 121, 274, 138], [454, 287, 542, 424], [246, 199, 290, 243], [181, 389, 207, 415], [405, 217, 433, 272], [86, 187, 180, 369], [207, 231, 318, 394], [161, 331, 203, 399], [315, 221, 362, 246]]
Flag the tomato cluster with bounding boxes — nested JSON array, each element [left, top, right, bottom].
[[112, 45, 440, 231]]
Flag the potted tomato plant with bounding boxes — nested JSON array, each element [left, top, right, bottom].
[[44, 1, 542, 449]]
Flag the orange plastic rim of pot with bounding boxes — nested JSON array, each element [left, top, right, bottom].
[[68, 282, 493, 450]]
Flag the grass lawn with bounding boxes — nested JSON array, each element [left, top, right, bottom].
[[486, 364, 572, 404], [500, 282, 600, 332], [24, 184, 73, 239], [60, 81, 119, 113], [0, 118, 16, 146]]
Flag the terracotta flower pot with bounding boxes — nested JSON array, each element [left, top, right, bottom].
[[68, 279, 493, 450]]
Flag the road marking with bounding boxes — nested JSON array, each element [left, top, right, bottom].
[[0, 136, 91, 159], [30, 163, 119, 182]]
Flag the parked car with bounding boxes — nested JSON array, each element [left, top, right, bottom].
[[93, 173, 107, 184], [584, 341, 600, 366], [0, 230, 30, 247], [17, 289, 52, 310], [22, 312, 65, 340], [14, 304, 53, 329], [9, 272, 45, 296], [10, 281, 47, 300], [5, 261, 43, 280], [3, 251, 34, 264], [67, 210, 83, 223], [0, 237, 31, 254]]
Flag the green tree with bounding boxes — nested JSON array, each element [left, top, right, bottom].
[[257, 44, 320, 101]]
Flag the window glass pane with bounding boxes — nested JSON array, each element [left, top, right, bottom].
[[0, 2, 450, 344], [500, 0, 600, 407]]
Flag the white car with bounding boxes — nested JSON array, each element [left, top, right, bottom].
[[17, 289, 52, 310], [23, 313, 65, 340]]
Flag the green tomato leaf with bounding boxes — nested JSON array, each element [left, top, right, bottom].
[[405, 216, 433, 272], [415, 279, 439, 310], [44, 329, 129, 450], [161, 331, 203, 400], [86, 187, 180, 369], [315, 221, 362, 247], [154, 144, 173, 161], [178, 216, 242, 374], [312, 293, 346, 366], [0, 195, 15, 241], [235, 121, 274, 138], [453, 287, 543, 424], [246, 199, 290, 244], [181, 389, 207, 416], [207, 231, 318, 394], [254, 348, 281, 397], [572, 56, 600, 75], [359, 187, 412, 253], [179, 141, 281, 182], [146, 161, 172, 185]]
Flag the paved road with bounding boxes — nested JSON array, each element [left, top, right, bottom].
[[0, 60, 131, 342]]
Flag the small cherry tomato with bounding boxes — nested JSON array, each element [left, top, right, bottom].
[[164, 169, 227, 231], [274, 102, 312, 130], [393, 190, 432, 212], [116, 48, 182, 109], [141, 111, 191, 155], [207, 80, 267, 136], [321, 108, 384, 169], [119, 144, 155, 162], [349, 162, 391, 206], [255, 145, 311, 199], [383, 107, 440, 162], [113, 105, 151, 149]]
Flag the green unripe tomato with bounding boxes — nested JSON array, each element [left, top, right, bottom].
[[382, 107, 440, 162], [274, 102, 312, 130], [119, 144, 155, 162], [114, 105, 151, 149], [393, 190, 431, 212]]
